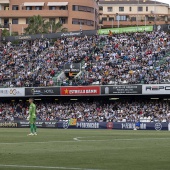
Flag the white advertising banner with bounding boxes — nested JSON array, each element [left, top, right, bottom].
[[142, 84, 170, 94], [0, 88, 25, 97]]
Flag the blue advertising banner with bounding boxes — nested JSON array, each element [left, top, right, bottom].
[[0, 121, 169, 131]]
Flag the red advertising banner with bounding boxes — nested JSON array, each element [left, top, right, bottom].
[[60, 86, 100, 96]]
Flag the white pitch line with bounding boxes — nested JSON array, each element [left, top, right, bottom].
[[0, 140, 76, 145], [0, 164, 101, 170], [73, 137, 170, 142], [0, 137, 170, 145], [73, 137, 81, 141]]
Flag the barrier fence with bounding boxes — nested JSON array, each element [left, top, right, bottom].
[[1, 84, 170, 97], [0, 120, 169, 131]]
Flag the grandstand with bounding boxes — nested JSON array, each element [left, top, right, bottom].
[[0, 31, 170, 87], [0, 30, 170, 125]]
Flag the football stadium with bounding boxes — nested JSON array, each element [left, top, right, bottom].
[[0, 0, 170, 170]]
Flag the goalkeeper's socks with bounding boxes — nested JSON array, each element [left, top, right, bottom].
[[30, 124, 34, 133], [33, 124, 37, 133]]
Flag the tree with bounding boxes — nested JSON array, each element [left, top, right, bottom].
[[1, 29, 10, 37], [24, 15, 68, 35], [24, 15, 49, 34], [1, 29, 18, 38], [46, 20, 68, 33]]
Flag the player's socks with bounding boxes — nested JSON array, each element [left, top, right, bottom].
[[30, 124, 34, 133], [33, 124, 37, 133]]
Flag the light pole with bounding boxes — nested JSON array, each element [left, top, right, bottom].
[[154, 0, 156, 29], [80, 21, 83, 34], [112, 18, 113, 28], [50, 21, 53, 33], [51, 24, 52, 33], [116, 13, 119, 28], [137, 0, 139, 31], [80, 21, 82, 30], [9, 23, 11, 36]]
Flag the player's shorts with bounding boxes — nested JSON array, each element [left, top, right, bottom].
[[29, 118, 36, 124]]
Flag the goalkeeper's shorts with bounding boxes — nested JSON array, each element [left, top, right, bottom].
[[29, 118, 36, 124]]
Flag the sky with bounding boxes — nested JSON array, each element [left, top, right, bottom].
[[156, 0, 170, 6]]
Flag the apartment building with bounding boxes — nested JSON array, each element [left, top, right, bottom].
[[98, 0, 170, 28], [0, 0, 98, 35]]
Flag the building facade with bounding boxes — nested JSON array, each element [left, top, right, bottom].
[[98, 0, 170, 28], [0, 0, 98, 35]]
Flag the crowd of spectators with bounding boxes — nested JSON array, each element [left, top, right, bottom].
[[72, 31, 170, 85], [0, 100, 170, 123], [0, 31, 170, 87], [0, 36, 93, 87]]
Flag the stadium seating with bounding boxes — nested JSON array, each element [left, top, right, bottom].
[[0, 31, 170, 87], [0, 100, 169, 123]]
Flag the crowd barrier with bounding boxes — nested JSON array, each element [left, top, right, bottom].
[[1, 84, 170, 97], [0, 120, 169, 131]]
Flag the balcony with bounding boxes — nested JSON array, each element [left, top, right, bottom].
[[0, 10, 69, 17], [0, 0, 9, 4], [0, 24, 9, 29], [102, 20, 167, 28]]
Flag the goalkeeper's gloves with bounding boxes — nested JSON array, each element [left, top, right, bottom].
[[27, 115, 30, 120]]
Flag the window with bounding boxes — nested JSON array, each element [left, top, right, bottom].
[[119, 7, 124, 12], [60, 18, 67, 24], [4, 6, 9, 10], [78, 6, 86, 11], [102, 17, 107, 21], [26, 6, 32, 10], [99, 6, 103, 11], [72, 19, 94, 26], [35, 6, 42, 10], [146, 7, 148, 11], [72, 5, 93, 13], [72, 5, 78, 11], [148, 17, 155, 21], [49, 6, 56, 10], [107, 7, 112, 12], [72, 19, 79, 24], [116, 15, 127, 21], [138, 7, 143, 12], [129, 7, 132, 12], [130, 17, 136, 21], [12, 5, 19, 10], [12, 18, 18, 24], [60, 6, 67, 10], [109, 17, 114, 21], [26, 18, 29, 24]]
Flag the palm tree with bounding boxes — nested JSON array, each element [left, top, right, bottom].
[[1, 29, 10, 37], [25, 15, 68, 35], [24, 15, 49, 35], [46, 21, 68, 33], [1, 28, 19, 38]]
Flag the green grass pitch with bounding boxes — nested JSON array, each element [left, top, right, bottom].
[[0, 128, 170, 170]]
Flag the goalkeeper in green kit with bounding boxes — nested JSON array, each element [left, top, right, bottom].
[[27, 98, 37, 136]]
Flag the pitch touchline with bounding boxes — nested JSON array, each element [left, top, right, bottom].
[[73, 137, 170, 142], [0, 164, 102, 170], [0, 137, 169, 145]]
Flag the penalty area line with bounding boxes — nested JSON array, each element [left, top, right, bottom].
[[0, 164, 102, 170], [0, 140, 77, 145]]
